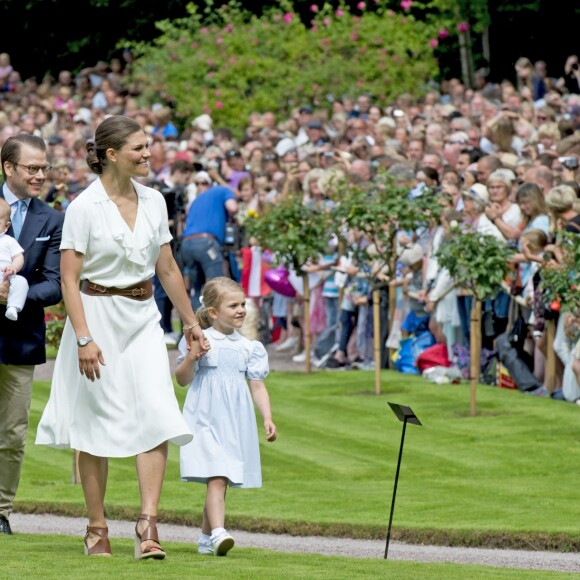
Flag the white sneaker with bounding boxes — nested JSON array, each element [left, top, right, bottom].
[[292, 351, 306, 363], [5, 307, 18, 321], [197, 538, 213, 555], [211, 531, 235, 556], [275, 336, 298, 352], [164, 332, 178, 346]]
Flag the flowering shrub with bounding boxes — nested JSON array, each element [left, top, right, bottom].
[[45, 301, 67, 351], [127, 0, 441, 135], [541, 232, 580, 316]]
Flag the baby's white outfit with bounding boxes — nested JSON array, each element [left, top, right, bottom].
[[179, 327, 269, 488], [0, 232, 29, 320]]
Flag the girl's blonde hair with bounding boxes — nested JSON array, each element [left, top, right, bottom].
[[196, 276, 244, 329], [520, 228, 548, 254]]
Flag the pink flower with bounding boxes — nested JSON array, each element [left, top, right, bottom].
[[273, 13, 281, 21], [351, 32, 359, 41], [200, 27, 209, 35], [207, 72, 215, 78], [387, 9, 395, 16], [438, 28, 449, 39], [191, 42, 199, 49], [310, 4, 318, 11], [357, 80, 363, 88], [215, 101, 223, 109], [429, 38, 439, 48], [401, 0, 412, 10], [357, 1, 366, 9], [225, 23, 234, 33], [335, 9, 344, 17], [457, 22, 469, 32], [229, 55, 236, 64], [312, 25, 318, 32], [323, 18, 330, 26], [214, 89, 222, 97], [207, 59, 214, 67], [284, 12, 293, 24], [215, 37, 223, 45]]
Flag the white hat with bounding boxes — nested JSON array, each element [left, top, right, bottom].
[[462, 183, 489, 206], [398, 243, 423, 266], [73, 107, 92, 125], [191, 114, 213, 132], [447, 131, 469, 145], [194, 171, 212, 184], [275, 137, 297, 158]]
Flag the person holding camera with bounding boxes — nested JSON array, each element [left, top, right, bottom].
[[180, 172, 239, 309], [558, 55, 580, 95]]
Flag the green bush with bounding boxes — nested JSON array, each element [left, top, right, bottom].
[[44, 301, 67, 351], [127, 0, 440, 136]]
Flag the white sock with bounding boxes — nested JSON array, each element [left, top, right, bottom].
[[211, 527, 226, 539], [5, 307, 18, 321], [198, 533, 211, 543]]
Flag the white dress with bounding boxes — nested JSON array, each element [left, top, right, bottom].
[[178, 327, 269, 488], [36, 178, 193, 457]]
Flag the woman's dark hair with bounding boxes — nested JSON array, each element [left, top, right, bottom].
[[86, 115, 142, 175], [418, 166, 440, 185]]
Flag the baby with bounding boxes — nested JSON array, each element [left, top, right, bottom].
[[0, 198, 29, 320]]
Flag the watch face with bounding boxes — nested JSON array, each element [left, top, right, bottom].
[[78, 337, 91, 346]]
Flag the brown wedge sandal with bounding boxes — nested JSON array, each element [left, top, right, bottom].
[[134, 514, 166, 560], [84, 525, 112, 556]]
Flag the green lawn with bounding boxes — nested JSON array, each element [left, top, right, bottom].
[[19, 369, 580, 552], [4, 534, 575, 579]]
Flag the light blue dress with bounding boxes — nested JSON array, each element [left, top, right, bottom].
[[178, 327, 269, 488]]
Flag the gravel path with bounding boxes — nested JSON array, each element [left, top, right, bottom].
[[29, 347, 580, 573]]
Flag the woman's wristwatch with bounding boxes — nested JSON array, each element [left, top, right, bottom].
[[77, 336, 93, 347]]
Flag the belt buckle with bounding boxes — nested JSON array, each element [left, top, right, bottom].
[[131, 287, 146, 297], [90, 283, 107, 293]]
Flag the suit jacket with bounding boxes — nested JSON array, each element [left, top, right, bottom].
[[0, 188, 64, 365]]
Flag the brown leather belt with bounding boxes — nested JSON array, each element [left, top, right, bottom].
[[80, 279, 153, 301], [182, 232, 217, 242]]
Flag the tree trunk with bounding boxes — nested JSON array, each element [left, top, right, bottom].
[[470, 300, 482, 417], [303, 273, 312, 374], [545, 319, 556, 393], [373, 288, 381, 395], [387, 284, 397, 369]]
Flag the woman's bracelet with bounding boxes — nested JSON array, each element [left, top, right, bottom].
[[183, 322, 200, 331]]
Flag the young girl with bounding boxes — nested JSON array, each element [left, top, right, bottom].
[[175, 276, 277, 557]]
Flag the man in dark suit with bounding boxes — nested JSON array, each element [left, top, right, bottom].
[[0, 134, 63, 534]]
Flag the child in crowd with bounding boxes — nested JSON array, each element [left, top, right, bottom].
[[0, 198, 29, 320], [175, 276, 277, 557], [392, 242, 429, 338]]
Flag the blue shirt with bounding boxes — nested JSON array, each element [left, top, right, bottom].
[[182, 185, 236, 245]]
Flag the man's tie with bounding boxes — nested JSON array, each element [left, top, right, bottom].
[[12, 200, 26, 240]]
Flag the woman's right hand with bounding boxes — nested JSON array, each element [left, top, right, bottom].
[[78, 342, 105, 382]]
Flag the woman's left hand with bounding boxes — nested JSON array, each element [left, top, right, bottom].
[[186, 325, 210, 356]]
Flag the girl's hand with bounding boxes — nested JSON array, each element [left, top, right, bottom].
[[264, 420, 277, 442]]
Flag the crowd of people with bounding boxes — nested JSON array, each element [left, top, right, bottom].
[[1, 49, 580, 551]]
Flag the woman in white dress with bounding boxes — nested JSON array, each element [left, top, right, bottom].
[[175, 277, 277, 557], [36, 115, 209, 559]]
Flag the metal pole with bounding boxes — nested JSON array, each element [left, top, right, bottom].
[[384, 417, 407, 559]]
